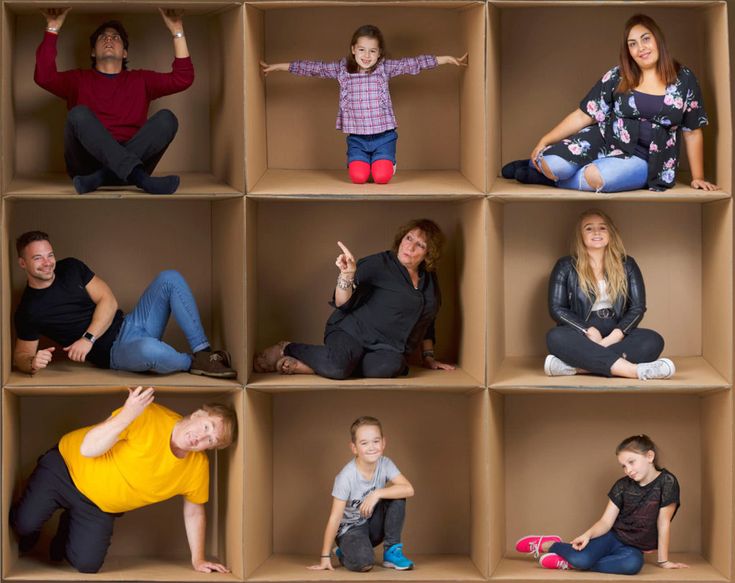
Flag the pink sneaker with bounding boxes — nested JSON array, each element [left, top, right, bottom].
[[539, 553, 571, 570], [515, 535, 562, 558]]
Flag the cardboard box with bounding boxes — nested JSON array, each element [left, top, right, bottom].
[[487, 1, 732, 200], [246, 198, 487, 389], [488, 199, 733, 391], [2, 388, 244, 581], [246, 1, 486, 196], [2, 197, 246, 387], [1, 2, 245, 196], [489, 391, 733, 581], [243, 388, 490, 581]]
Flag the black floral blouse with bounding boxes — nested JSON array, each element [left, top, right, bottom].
[[542, 65, 708, 191]]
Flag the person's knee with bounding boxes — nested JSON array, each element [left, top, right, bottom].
[[618, 553, 644, 575], [584, 164, 604, 190], [371, 160, 394, 184], [538, 156, 558, 181], [362, 356, 404, 378], [152, 109, 179, 137], [67, 105, 94, 127], [155, 269, 185, 288], [567, 552, 595, 571], [320, 361, 354, 380], [68, 553, 105, 574], [546, 326, 571, 353], [349, 161, 370, 184], [343, 551, 375, 572], [641, 330, 665, 359]]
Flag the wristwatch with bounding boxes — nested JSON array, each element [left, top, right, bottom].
[[82, 331, 96, 344]]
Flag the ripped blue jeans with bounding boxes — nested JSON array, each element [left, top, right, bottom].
[[533, 154, 648, 192]]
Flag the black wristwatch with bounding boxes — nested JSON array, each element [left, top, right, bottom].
[[82, 331, 96, 344]]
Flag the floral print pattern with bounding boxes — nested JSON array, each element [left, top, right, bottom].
[[544, 65, 707, 191]]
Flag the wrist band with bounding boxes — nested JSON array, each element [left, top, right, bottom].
[[422, 350, 435, 359], [320, 555, 330, 558], [173, 31, 184, 38], [657, 560, 669, 564], [46, 26, 59, 33]]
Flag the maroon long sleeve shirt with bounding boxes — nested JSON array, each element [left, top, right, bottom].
[[34, 32, 194, 143]]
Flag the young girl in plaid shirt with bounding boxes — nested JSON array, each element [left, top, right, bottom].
[[261, 24, 466, 184]]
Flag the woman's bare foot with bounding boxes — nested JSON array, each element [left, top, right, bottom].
[[276, 356, 314, 375], [253, 341, 288, 373]]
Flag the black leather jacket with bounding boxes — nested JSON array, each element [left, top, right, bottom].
[[548, 255, 646, 335]]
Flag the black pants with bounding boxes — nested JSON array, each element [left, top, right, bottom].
[[9, 447, 119, 573], [336, 499, 406, 572], [547, 314, 664, 377], [284, 329, 408, 380], [64, 105, 178, 181]]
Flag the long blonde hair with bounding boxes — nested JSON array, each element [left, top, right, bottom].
[[571, 209, 628, 305]]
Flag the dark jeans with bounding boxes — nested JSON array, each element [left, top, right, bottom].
[[336, 499, 406, 572], [547, 314, 664, 377], [9, 447, 120, 573], [64, 105, 178, 181], [550, 531, 644, 575], [284, 329, 408, 380]]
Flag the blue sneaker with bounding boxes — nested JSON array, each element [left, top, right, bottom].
[[334, 547, 344, 566], [383, 543, 414, 570]]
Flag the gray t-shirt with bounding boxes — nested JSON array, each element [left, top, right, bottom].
[[332, 456, 400, 537]]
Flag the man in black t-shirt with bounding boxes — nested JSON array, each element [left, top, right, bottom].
[[13, 231, 236, 378]]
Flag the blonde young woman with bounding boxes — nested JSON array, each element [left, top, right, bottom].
[[545, 209, 674, 380]]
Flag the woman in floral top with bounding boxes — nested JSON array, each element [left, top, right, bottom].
[[503, 14, 717, 192]]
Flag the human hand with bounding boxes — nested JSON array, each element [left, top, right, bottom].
[[63, 338, 93, 362], [530, 142, 549, 171], [159, 8, 184, 35], [437, 53, 468, 67], [192, 559, 230, 573], [41, 7, 71, 31], [571, 534, 589, 551], [691, 178, 719, 191], [585, 326, 603, 344], [122, 386, 155, 420], [31, 347, 55, 372], [422, 356, 456, 371], [359, 491, 381, 518], [659, 560, 689, 569], [260, 61, 289, 76], [599, 329, 623, 348], [307, 557, 334, 571], [335, 241, 356, 277]]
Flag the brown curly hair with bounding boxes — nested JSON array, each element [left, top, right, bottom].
[[391, 219, 445, 272]]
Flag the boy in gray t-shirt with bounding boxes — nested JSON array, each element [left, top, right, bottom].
[[308, 416, 415, 572]]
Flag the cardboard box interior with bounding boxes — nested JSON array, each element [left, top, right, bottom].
[[489, 2, 732, 197], [243, 389, 490, 580], [2, 389, 244, 581], [2, 198, 246, 386], [248, 198, 486, 388], [492, 391, 733, 580], [487, 200, 733, 389], [245, 1, 486, 195], [2, 2, 245, 195]]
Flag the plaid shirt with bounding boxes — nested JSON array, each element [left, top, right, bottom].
[[289, 56, 438, 135]]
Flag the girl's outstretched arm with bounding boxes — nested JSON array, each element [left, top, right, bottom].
[[570, 500, 620, 550], [437, 53, 468, 67], [307, 497, 347, 571], [656, 504, 688, 569]]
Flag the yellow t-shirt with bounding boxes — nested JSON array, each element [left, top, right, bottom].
[[59, 403, 209, 513]]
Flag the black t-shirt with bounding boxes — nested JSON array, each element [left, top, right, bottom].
[[14, 258, 124, 368], [609, 469, 680, 551]]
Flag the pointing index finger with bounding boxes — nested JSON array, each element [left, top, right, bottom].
[[337, 241, 353, 258]]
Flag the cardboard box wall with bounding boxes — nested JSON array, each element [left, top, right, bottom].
[[488, 1, 732, 198], [487, 199, 733, 390], [2, 2, 245, 196], [1, 198, 246, 387], [245, 1, 486, 196], [2, 389, 244, 581]]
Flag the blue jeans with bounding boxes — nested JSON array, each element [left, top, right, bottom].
[[109, 270, 209, 374], [346, 129, 398, 164], [550, 531, 644, 575], [534, 154, 648, 192]]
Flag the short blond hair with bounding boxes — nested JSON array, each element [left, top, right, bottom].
[[199, 403, 237, 449]]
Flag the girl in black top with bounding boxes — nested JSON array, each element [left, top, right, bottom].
[[253, 219, 454, 379], [515, 435, 685, 575], [545, 208, 674, 380]]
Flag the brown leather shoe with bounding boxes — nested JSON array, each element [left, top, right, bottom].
[[190, 350, 237, 379]]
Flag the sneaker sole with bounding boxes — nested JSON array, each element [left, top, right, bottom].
[[189, 369, 237, 379], [543, 355, 555, 376], [382, 561, 413, 571]]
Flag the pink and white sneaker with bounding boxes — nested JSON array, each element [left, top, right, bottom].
[[539, 553, 571, 570], [515, 535, 562, 558]]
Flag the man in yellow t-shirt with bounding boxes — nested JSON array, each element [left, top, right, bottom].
[[10, 386, 236, 574]]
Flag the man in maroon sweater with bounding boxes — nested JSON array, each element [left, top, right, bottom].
[[35, 8, 195, 195]]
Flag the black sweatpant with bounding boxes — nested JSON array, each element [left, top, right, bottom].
[[336, 499, 406, 572], [284, 329, 408, 380], [9, 447, 119, 573], [64, 105, 178, 181], [547, 314, 664, 377]]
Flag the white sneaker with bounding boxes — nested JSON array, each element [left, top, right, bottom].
[[544, 355, 577, 376], [637, 358, 676, 380]]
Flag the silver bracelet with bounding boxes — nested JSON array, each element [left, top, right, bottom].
[[46, 26, 59, 33], [173, 31, 185, 38], [336, 275, 354, 290]]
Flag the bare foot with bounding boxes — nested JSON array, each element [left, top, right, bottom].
[[276, 356, 314, 375], [253, 341, 288, 373]]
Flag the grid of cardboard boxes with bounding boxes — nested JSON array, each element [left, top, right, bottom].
[[1, 1, 733, 582]]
